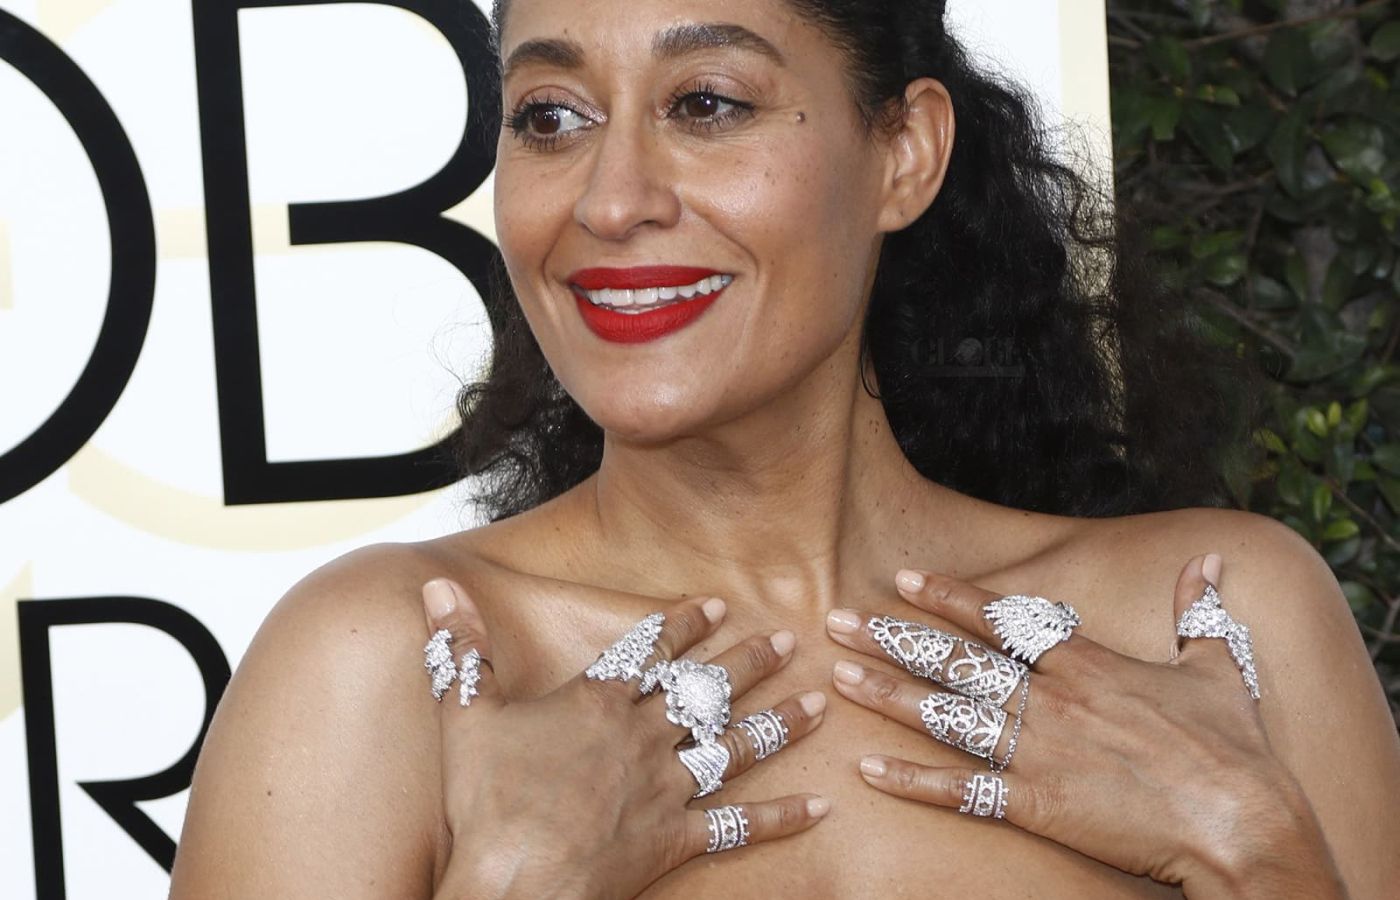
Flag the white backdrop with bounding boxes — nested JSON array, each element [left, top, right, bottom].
[[0, 1, 1109, 897]]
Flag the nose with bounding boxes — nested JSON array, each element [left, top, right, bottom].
[[573, 115, 682, 241]]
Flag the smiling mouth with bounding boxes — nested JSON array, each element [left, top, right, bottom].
[[574, 274, 734, 314]]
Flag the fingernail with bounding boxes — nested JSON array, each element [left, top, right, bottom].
[[424, 579, 456, 621], [770, 630, 796, 656], [799, 691, 827, 716], [826, 609, 861, 634], [860, 756, 887, 778], [806, 797, 831, 818], [895, 569, 926, 593], [1202, 553, 1222, 586], [833, 660, 865, 684], [702, 597, 726, 622]]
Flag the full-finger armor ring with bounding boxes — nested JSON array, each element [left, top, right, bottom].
[[1176, 583, 1260, 700], [869, 616, 1027, 706], [920, 692, 1007, 761], [705, 805, 750, 853], [585, 612, 666, 690], [647, 659, 733, 744], [678, 740, 730, 798], [959, 773, 1008, 819], [424, 629, 457, 702], [983, 594, 1081, 666]]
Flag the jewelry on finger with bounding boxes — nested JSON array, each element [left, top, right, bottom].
[[959, 773, 1008, 819], [990, 670, 1031, 773], [585, 612, 666, 690], [647, 658, 734, 744], [919, 692, 1008, 761], [423, 628, 456, 702], [868, 615, 1027, 706], [458, 647, 484, 707], [678, 740, 730, 799], [705, 805, 751, 853], [983, 594, 1082, 666], [1176, 583, 1260, 700], [736, 709, 788, 761]]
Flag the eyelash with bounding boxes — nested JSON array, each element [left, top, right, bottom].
[[505, 82, 755, 151]]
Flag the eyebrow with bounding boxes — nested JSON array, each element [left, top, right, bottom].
[[501, 22, 785, 80]]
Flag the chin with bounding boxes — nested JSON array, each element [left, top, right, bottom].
[[575, 381, 720, 446]]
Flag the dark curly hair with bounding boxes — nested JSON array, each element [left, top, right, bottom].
[[455, 0, 1262, 522]]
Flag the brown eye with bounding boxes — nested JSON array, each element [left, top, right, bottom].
[[530, 107, 562, 134], [682, 93, 721, 118]]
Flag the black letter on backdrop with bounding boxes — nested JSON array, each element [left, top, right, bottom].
[[19, 597, 231, 898], [0, 11, 157, 505], [191, 0, 504, 504]]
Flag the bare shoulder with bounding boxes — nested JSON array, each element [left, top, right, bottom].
[[171, 540, 488, 899], [1070, 506, 1400, 898]]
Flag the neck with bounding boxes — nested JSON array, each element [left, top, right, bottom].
[[581, 343, 972, 615]]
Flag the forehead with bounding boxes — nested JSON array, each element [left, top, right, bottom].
[[497, 0, 816, 64]]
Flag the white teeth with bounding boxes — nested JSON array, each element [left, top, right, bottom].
[[582, 274, 733, 310]]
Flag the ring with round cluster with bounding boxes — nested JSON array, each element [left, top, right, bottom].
[[643, 658, 733, 745]]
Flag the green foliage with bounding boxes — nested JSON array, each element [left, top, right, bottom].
[[1108, 0, 1400, 723]]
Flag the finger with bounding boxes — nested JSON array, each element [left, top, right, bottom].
[[422, 578, 501, 710], [640, 629, 796, 742], [827, 610, 1028, 710], [856, 758, 1037, 827], [716, 692, 826, 782], [681, 794, 830, 858], [831, 660, 1016, 765], [1169, 553, 1258, 698], [892, 570, 1106, 674], [579, 596, 725, 701]]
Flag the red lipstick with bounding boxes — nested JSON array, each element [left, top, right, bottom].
[[568, 266, 729, 344]]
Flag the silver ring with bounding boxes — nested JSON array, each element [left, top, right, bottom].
[[736, 709, 788, 760], [959, 773, 1008, 818], [983, 594, 1081, 665], [646, 658, 733, 745], [423, 628, 456, 702], [919, 692, 1008, 761], [869, 616, 1026, 706], [705, 805, 750, 853], [458, 648, 483, 707], [1176, 583, 1260, 700], [585, 612, 666, 689], [678, 741, 730, 798]]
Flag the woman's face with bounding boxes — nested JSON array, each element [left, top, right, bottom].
[[494, 0, 894, 443]]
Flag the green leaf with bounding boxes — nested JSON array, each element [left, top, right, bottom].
[[1370, 21, 1400, 62], [1248, 274, 1296, 310], [1267, 108, 1309, 196], [1345, 399, 1369, 433], [1321, 119, 1387, 182], [1255, 428, 1289, 454], [1340, 581, 1376, 612], [1265, 29, 1310, 95], [1321, 518, 1360, 541], [1147, 37, 1191, 81], [1377, 474, 1400, 514], [1324, 535, 1361, 566], [1327, 401, 1342, 427], [1306, 407, 1330, 437], [1372, 444, 1400, 475], [1311, 482, 1334, 522]]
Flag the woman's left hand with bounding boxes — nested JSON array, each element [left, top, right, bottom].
[[823, 554, 1348, 899]]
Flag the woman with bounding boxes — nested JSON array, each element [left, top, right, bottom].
[[169, 0, 1400, 897]]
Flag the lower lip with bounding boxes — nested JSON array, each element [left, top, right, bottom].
[[573, 287, 725, 344]]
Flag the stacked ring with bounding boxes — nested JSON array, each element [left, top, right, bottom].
[[735, 709, 788, 761], [958, 773, 1008, 819], [704, 805, 751, 853], [678, 741, 730, 799]]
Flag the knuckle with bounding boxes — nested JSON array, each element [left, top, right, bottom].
[[926, 578, 957, 608], [740, 637, 776, 675], [866, 675, 902, 707], [893, 763, 923, 795], [776, 798, 805, 831], [1035, 678, 1076, 721]]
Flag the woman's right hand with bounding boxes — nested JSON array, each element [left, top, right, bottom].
[[419, 578, 830, 900]]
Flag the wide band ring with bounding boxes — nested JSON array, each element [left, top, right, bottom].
[[735, 709, 788, 761], [1176, 583, 1260, 700], [959, 773, 1008, 819], [645, 658, 733, 745], [983, 594, 1081, 666], [869, 615, 1027, 706], [678, 741, 730, 798], [705, 805, 751, 853], [920, 692, 1008, 761], [585, 612, 666, 690]]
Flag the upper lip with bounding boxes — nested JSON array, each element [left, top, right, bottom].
[[568, 266, 726, 291]]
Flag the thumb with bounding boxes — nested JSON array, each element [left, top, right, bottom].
[[1168, 552, 1222, 663], [422, 577, 500, 709]]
